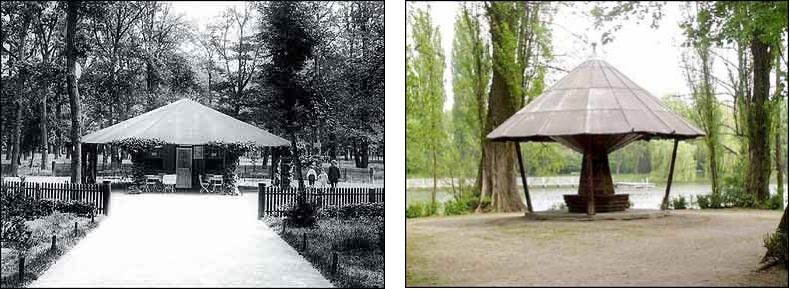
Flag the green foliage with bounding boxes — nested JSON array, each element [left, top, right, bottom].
[[449, 3, 490, 180], [762, 228, 788, 269], [443, 192, 479, 216], [670, 195, 689, 210], [406, 202, 438, 218], [406, 7, 447, 185], [762, 193, 785, 210]]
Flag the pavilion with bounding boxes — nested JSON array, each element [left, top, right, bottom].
[[79, 98, 289, 188], [488, 57, 704, 215]]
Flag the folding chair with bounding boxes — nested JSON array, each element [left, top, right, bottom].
[[199, 175, 211, 193], [162, 174, 176, 193]]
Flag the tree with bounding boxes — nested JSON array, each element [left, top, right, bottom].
[[258, 1, 315, 198], [479, 2, 554, 212], [680, 2, 723, 196], [407, 7, 446, 213], [2, 2, 36, 176], [451, 3, 490, 192], [208, 2, 263, 121], [66, 0, 82, 183]]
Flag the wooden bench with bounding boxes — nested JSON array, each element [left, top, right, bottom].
[[563, 194, 630, 213]]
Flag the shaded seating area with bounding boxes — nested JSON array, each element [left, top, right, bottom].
[[78, 98, 290, 193], [488, 57, 704, 215]]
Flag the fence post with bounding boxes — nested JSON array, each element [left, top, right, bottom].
[[35, 183, 41, 200], [258, 182, 265, 219], [101, 182, 111, 215], [368, 188, 375, 203], [302, 232, 307, 251], [331, 252, 338, 275], [52, 161, 56, 176], [18, 255, 25, 284], [51, 235, 57, 251]]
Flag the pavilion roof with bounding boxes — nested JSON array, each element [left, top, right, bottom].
[[487, 58, 704, 143], [81, 98, 290, 147]]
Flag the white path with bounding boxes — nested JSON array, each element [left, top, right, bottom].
[[30, 193, 332, 288]]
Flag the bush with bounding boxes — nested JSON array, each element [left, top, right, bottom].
[[406, 202, 437, 218], [443, 193, 478, 216], [762, 230, 788, 269], [762, 193, 785, 210], [319, 203, 384, 220], [0, 216, 32, 250], [671, 195, 688, 210], [696, 193, 725, 209], [281, 201, 320, 227], [320, 218, 381, 252]]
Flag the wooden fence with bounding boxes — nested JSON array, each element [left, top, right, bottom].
[[258, 185, 384, 217], [1, 181, 111, 215]]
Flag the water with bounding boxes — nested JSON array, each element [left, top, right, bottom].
[[407, 183, 789, 211]]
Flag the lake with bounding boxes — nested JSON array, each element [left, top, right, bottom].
[[406, 182, 789, 211]]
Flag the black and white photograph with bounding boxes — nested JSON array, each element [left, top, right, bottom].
[[1, 1, 383, 287], [406, 1, 788, 287]]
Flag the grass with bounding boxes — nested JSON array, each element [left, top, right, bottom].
[[0, 213, 104, 288], [263, 216, 384, 288]]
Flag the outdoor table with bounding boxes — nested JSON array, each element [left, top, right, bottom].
[[162, 174, 176, 193]]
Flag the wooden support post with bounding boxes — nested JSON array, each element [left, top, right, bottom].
[[514, 142, 533, 213], [101, 182, 111, 215], [586, 153, 595, 215], [661, 139, 679, 210], [51, 235, 57, 251], [302, 232, 307, 251], [74, 221, 78, 235], [258, 183, 266, 219]]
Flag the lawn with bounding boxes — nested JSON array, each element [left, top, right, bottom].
[[0, 212, 103, 288], [262, 204, 384, 288]]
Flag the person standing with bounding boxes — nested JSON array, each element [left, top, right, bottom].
[[317, 168, 329, 189], [328, 160, 341, 188], [306, 163, 317, 187]]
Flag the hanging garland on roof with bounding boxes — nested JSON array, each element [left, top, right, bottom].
[[109, 138, 169, 155], [109, 138, 169, 184]]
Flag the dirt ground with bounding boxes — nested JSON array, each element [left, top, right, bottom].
[[406, 209, 788, 287]]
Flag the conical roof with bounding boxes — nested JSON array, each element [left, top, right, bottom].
[[487, 58, 704, 146], [82, 98, 290, 147]]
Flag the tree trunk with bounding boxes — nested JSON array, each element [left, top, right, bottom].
[[10, 14, 32, 176], [748, 34, 772, 201], [10, 100, 22, 176], [40, 90, 49, 169], [66, 1, 82, 183], [355, 138, 369, 168], [291, 133, 306, 203], [479, 62, 523, 212]]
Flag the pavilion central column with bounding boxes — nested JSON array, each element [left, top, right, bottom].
[[577, 149, 615, 197]]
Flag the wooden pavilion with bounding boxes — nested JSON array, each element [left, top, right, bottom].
[[79, 98, 289, 188], [488, 57, 704, 215]]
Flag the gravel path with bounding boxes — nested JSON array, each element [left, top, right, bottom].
[[407, 209, 788, 287], [30, 193, 332, 287]]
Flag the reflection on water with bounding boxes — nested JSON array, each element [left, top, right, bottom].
[[407, 183, 789, 211]]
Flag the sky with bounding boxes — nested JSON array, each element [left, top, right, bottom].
[[407, 2, 700, 111]]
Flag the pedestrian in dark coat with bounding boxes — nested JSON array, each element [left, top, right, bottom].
[[328, 160, 341, 188]]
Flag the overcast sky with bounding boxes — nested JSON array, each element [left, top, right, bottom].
[[407, 2, 703, 111]]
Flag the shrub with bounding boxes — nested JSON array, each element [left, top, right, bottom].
[[319, 203, 384, 220], [762, 193, 785, 210], [321, 218, 380, 252], [443, 193, 478, 216], [281, 201, 320, 227], [406, 202, 438, 218], [671, 195, 688, 210], [0, 216, 32, 250], [762, 230, 788, 269], [696, 193, 725, 209], [406, 203, 424, 218]]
